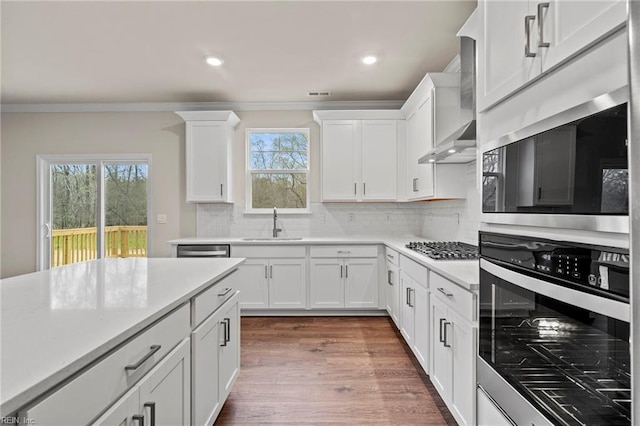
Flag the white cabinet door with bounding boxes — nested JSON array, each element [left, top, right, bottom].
[[449, 309, 476, 426], [91, 386, 139, 426], [185, 121, 230, 203], [478, 1, 541, 112], [361, 120, 397, 200], [138, 338, 191, 426], [385, 261, 400, 327], [269, 258, 307, 309], [407, 97, 435, 200], [344, 258, 379, 308], [232, 259, 269, 309], [399, 272, 415, 346], [219, 299, 240, 401], [191, 307, 222, 426], [309, 259, 344, 308], [322, 120, 359, 201], [430, 296, 451, 399], [412, 284, 429, 372], [540, 0, 627, 72]]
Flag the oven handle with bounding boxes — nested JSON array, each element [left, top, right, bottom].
[[480, 259, 629, 322]]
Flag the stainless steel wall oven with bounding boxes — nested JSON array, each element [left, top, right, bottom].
[[478, 231, 630, 425]]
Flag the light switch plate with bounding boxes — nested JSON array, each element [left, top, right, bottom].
[[156, 214, 167, 224]]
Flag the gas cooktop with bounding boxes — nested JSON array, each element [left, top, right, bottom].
[[405, 241, 479, 260]]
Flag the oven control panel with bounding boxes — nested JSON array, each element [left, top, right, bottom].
[[481, 232, 629, 300]]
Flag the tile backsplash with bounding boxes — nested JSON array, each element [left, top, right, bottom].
[[197, 162, 480, 243]]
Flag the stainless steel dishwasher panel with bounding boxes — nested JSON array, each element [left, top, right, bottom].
[[176, 244, 231, 258]]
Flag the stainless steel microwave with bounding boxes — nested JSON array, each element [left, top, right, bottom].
[[482, 89, 629, 234]]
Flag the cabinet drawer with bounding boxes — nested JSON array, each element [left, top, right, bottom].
[[399, 255, 428, 287], [193, 276, 238, 327], [24, 304, 190, 425], [385, 247, 399, 266], [310, 245, 378, 258], [430, 271, 476, 322], [231, 245, 305, 258]]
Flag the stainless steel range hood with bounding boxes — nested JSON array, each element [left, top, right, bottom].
[[419, 18, 477, 164]]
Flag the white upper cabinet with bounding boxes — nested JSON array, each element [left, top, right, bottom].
[[401, 73, 467, 201], [314, 111, 402, 202], [478, 0, 627, 112], [175, 111, 240, 203]]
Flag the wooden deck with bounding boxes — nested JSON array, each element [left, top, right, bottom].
[[216, 316, 456, 425]]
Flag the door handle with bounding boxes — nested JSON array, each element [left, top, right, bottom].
[[408, 288, 414, 307], [345, 265, 348, 278], [363, 182, 366, 196], [340, 264, 343, 278], [537, 3, 550, 47], [132, 414, 145, 426], [387, 270, 393, 285], [439, 318, 446, 343], [270, 265, 273, 279], [265, 265, 268, 279], [220, 319, 228, 347], [125, 345, 161, 371], [220, 183, 223, 197], [144, 402, 156, 426], [525, 15, 536, 57], [443, 321, 452, 348]]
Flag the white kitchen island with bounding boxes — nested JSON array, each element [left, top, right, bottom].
[[0, 257, 244, 425]]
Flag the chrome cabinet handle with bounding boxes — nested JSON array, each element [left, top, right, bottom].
[[363, 182, 366, 195], [340, 265, 343, 278], [270, 265, 273, 279], [406, 287, 410, 305], [144, 402, 156, 426], [387, 270, 393, 285], [525, 15, 536, 57], [437, 287, 453, 297], [408, 288, 414, 307], [354, 182, 357, 195], [439, 318, 446, 343], [218, 287, 233, 297], [132, 414, 145, 426], [125, 345, 161, 371], [265, 265, 268, 279], [220, 319, 228, 347], [220, 183, 223, 197], [345, 265, 348, 278], [412, 177, 419, 192], [443, 321, 452, 348], [387, 254, 393, 259], [537, 3, 550, 47]]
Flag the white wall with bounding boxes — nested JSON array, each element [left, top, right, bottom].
[[0, 111, 195, 278], [420, 161, 480, 244]]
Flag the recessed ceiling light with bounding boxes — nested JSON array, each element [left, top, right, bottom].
[[205, 56, 224, 67], [428, 158, 436, 163], [362, 56, 377, 65], [448, 148, 457, 154]]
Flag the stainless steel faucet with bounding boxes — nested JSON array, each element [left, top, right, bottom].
[[272, 207, 282, 238]]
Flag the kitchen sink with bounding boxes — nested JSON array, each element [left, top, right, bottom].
[[241, 237, 304, 241]]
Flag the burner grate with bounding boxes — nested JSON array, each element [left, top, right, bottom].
[[405, 241, 479, 260]]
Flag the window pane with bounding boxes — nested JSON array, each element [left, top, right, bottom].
[[105, 164, 148, 258], [250, 132, 308, 170], [251, 173, 307, 209], [51, 164, 98, 267]]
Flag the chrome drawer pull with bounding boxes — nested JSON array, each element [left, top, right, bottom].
[[218, 287, 233, 297], [437, 287, 454, 297], [443, 321, 452, 348], [125, 345, 161, 371], [144, 402, 156, 426], [132, 414, 145, 426]]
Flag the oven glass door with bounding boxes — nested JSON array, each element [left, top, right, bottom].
[[479, 262, 631, 425]]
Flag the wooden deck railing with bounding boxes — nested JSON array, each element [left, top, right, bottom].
[[52, 226, 147, 267]]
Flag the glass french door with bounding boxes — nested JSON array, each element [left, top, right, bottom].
[[38, 155, 150, 270]]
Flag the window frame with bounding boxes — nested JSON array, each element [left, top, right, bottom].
[[36, 153, 152, 271], [245, 128, 311, 214]]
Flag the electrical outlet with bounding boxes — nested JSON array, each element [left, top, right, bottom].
[[348, 213, 354, 222], [156, 214, 167, 224]]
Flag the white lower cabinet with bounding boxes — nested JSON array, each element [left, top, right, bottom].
[[309, 252, 379, 309], [385, 258, 400, 326], [92, 337, 191, 426], [399, 270, 429, 371], [229, 246, 307, 310], [191, 292, 240, 426], [429, 272, 477, 426]]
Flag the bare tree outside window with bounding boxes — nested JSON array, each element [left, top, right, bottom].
[[247, 130, 310, 210]]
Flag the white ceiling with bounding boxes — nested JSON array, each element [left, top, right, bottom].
[[1, 1, 476, 105]]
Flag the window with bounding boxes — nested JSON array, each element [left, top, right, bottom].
[[482, 149, 504, 212], [246, 128, 310, 212], [37, 154, 151, 270]]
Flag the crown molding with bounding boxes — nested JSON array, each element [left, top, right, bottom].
[[0, 100, 405, 113]]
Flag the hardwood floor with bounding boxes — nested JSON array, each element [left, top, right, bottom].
[[216, 316, 457, 425]]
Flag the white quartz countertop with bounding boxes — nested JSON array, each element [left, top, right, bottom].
[[0, 257, 244, 415], [169, 236, 479, 291]]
